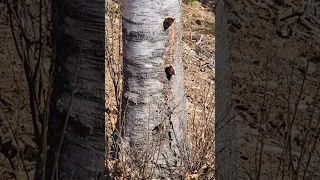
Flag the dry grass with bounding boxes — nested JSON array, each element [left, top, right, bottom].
[[228, 0, 320, 179]]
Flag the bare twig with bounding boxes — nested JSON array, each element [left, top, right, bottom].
[[50, 42, 83, 180]]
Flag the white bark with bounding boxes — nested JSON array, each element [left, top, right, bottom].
[[116, 0, 188, 179], [42, 0, 106, 179], [215, 0, 237, 179]]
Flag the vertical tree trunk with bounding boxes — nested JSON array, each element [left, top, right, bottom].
[[114, 0, 188, 179], [215, 0, 237, 179], [38, 0, 106, 179]]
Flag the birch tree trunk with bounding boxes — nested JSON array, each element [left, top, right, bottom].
[[35, 0, 106, 179], [215, 0, 237, 179], [113, 0, 188, 179]]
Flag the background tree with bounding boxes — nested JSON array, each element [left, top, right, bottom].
[[112, 0, 189, 179], [215, 0, 237, 179], [34, 0, 106, 179]]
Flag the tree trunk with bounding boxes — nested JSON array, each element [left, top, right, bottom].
[[113, 0, 188, 179], [215, 0, 237, 179], [37, 0, 106, 179]]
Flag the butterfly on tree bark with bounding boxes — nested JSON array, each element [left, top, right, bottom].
[[165, 65, 175, 80]]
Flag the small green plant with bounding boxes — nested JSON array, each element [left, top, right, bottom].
[[185, 0, 199, 8], [203, 22, 215, 34]]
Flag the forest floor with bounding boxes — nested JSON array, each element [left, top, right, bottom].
[[0, 0, 215, 180], [228, 0, 320, 179]]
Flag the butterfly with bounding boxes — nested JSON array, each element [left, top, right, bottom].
[[165, 65, 175, 80], [163, 17, 175, 31]]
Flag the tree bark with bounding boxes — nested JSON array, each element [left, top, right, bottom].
[[215, 0, 237, 179], [113, 0, 188, 179], [36, 0, 106, 179]]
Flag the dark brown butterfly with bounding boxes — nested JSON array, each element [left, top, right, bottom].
[[152, 122, 165, 133], [163, 17, 175, 31], [165, 65, 175, 80]]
